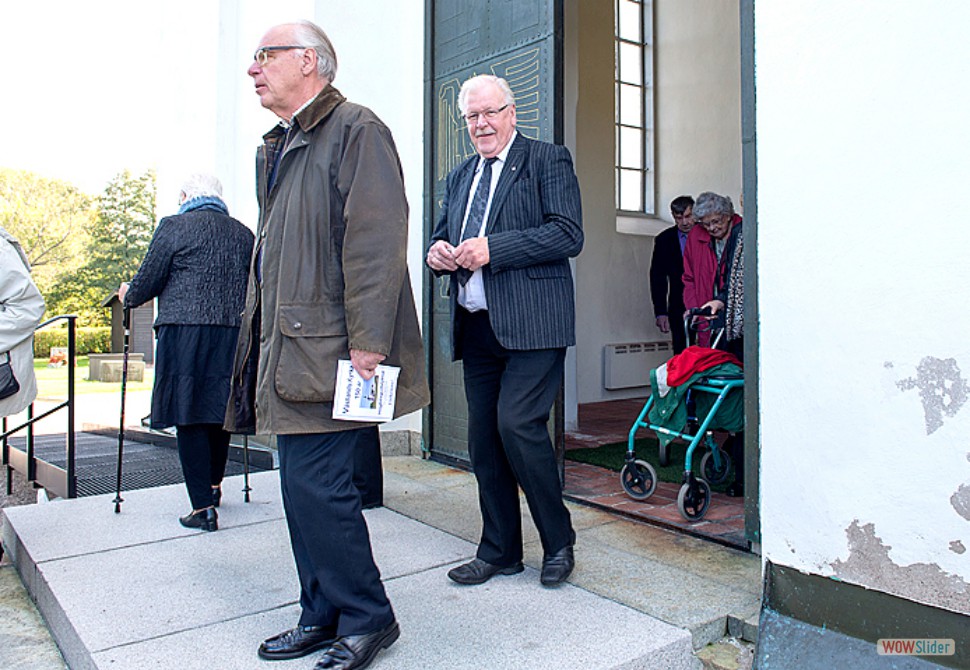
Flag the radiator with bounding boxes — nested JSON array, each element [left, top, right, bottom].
[[603, 341, 672, 390]]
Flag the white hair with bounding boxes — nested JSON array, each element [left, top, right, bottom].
[[458, 74, 515, 114], [180, 173, 223, 202], [292, 20, 338, 82]]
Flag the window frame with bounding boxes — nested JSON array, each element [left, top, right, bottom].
[[614, 0, 655, 218]]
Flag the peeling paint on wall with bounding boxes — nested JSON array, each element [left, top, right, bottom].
[[894, 357, 970, 435], [953, 483, 970, 522], [950, 541, 966, 555], [831, 521, 969, 615]]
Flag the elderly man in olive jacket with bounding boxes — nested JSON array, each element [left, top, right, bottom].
[[225, 20, 429, 670]]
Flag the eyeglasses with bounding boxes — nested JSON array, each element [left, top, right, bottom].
[[253, 45, 307, 66], [698, 215, 727, 229], [464, 104, 509, 124]]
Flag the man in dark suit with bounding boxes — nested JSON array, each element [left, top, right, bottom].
[[649, 195, 694, 354], [427, 74, 584, 588]]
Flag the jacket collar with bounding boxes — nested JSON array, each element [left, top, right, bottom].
[[293, 85, 346, 133]]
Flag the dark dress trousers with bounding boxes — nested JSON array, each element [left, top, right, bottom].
[[428, 133, 583, 565], [649, 225, 688, 353], [277, 429, 392, 633], [354, 426, 384, 509]]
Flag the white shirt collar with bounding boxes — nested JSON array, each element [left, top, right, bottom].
[[476, 130, 517, 171]]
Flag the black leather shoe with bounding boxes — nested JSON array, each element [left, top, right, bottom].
[[540, 545, 574, 586], [212, 487, 222, 508], [314, 620, 400, 670], [447, 558, 524, 585], [258, 624, 338, 660], [179, 508, 217, 532]]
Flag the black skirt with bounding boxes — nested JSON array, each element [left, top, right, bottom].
[[150, 325, 239, 429]]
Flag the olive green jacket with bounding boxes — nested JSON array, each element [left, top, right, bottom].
[[225, 86, 429, 435]]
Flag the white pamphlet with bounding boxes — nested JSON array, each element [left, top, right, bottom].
[[332, 360, 400, 422]]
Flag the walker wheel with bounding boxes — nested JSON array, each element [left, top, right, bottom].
[[677, 479, 711, 521], [700, 449, 732, 486], [658, 442, 671, 467], [620, 459, 657, 500]]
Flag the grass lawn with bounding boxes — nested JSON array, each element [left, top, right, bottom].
[[566, 436, 734, 492], [33, 357, 154, 399]]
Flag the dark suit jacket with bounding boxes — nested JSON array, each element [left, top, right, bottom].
[[429, 134, 584, 360], [649, 225, 686, 320]]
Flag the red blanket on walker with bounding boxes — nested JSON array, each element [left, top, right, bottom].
[[665, 346, 742, 387]]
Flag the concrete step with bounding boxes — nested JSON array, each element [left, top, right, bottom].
[[2, 469, 701, 670]]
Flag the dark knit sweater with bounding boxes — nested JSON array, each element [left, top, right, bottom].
[[125, 209, 254, 328]]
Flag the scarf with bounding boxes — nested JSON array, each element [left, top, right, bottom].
[[726, 233, 744, 341], [178, 196, 229, 216]]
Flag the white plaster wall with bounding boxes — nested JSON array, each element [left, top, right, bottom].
[[655, 0, 742, 215], [757, 1, 970, 603], [216, 1, 425, 435], [572, 0, 741, 406]]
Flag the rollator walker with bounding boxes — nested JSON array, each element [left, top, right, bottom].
[[619, 308, 743, 521]]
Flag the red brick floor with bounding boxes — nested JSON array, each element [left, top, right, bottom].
[[564, 398, 749, 550]]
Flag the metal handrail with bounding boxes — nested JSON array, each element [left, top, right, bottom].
[[2, 314, 77, 498]]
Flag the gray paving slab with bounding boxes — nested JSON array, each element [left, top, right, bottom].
[[92, 568, 698, 670], [1, 455, 752, 670], [5, 480, 475, 655], [384, 458, 620, 567], [3, 471, 697, 669], [383, 456, 761, 649], [90, 604, 305, 669], [573, 536, 756, 647], [37, 518, 299, 651], [0, 562, 66, 670], [1, 470, 283, 563]]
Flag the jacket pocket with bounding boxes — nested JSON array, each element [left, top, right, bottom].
[[275, 304, 348, 403], [525, 262, 570, 279]]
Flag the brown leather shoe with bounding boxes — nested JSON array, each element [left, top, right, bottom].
[[540, 545, 574, 586], [313, 620, 400, 670], [258, 624, 338, 660], [447, 558, 524, 585]]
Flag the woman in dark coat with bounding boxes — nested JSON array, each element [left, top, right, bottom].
[[120, 174, 253, 531]]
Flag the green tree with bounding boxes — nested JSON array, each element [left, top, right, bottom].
[[0, 169, 96, 295], [86, 168, 157, 286], [47, 169, 157, 326]]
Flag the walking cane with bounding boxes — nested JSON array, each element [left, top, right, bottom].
[[242, 434, 252, 503], [113, 307, 131, 513]]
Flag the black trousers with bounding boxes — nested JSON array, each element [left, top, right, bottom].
[[460, 308, 575, 565], [277, 429, 393, 636], [669, 303, 688, 354], [354, 426, 383, 509], [176, 423, 230, 510]]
